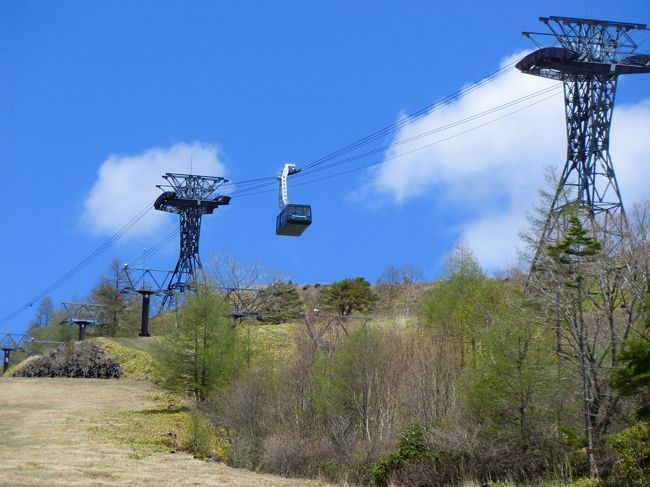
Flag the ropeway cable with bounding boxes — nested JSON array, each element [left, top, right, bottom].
[[228, 83, 561, 198], [0, 62, 531, 326], [126, 228, 180, 268], [299, 62, 518, 172], [232, 89, 562, 199], [0, 201, 155, 324], [220, 62, 519, 194]]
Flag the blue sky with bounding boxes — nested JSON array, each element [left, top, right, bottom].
[[2, 0, 649, 335]]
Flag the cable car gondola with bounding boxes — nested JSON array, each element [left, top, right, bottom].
[[276, 164, 312, 237], [276, 203, 312, 236]]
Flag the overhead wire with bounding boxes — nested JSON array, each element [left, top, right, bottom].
[[126, 228, 180, 268], [228, 82, 562, 198], [0, 61, 545, 326], [0, 201, 155, 325], [220, 61, 519, 194], [221, 175, 276, 190], [299, 62, 519, 172], [291, 84, 560, 179], [232, 88, 562, 199]]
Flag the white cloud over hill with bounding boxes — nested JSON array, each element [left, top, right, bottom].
[[363, 52, 650, 271], [83, 143, 227, 237]]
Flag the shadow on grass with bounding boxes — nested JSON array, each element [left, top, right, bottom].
[[136, 406, 190, 415]]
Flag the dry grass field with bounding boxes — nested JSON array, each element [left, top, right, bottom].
[[0, 377, 326, 487]]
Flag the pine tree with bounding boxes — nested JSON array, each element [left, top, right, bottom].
[[319, 277, 379, 316], [156, 285, 242, 402], [256, 282, 303, 324], [91, 260, 138, 336], [546, 215, 602, 478]]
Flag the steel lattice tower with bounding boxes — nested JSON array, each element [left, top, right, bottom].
[[516, 17, 650, 262], [154, 173, 231, 305]]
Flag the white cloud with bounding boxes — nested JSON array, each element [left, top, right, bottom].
[[83, 143, 227, 237], [363, 52, 650, 271], [610, 99, 650, 207]]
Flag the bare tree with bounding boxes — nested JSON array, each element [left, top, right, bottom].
[[399, 265, 425, 316], [301, 284, 323, 312], [209, 254, 285, 317], [527, 210, 648, 477], [376, 266, 402, 313], [32, 297, 55, 327], [376, 265, 425, 316], [398, 328, 459, 425]]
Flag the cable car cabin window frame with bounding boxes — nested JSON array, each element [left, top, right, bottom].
[[276, 204, 312, 236]]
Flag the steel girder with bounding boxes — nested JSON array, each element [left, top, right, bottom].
[[167, 209, 204, 296], [552, 74, 623, 222]]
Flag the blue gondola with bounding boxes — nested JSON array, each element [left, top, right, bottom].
[[276, 163, 312, 237], [276, 203, 312, 236]]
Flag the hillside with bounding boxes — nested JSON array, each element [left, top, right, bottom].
[[0, 377, 324, 487]]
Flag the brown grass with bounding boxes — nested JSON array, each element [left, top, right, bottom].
[[0, 377, 329, 486]]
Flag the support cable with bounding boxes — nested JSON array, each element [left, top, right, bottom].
[[229, 83, 561, 198], [291, 84, 560, 180], [299, 63, 518, 172], [0, 202, 155, 325], [219, 62, 518, 194], [126, 228, 180, 268], [233, 90, 562, 199], [0, 61, 542, 326]]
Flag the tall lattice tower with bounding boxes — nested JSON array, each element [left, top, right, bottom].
[[516, 16, 650, 262], [154, 173, 231, 305]]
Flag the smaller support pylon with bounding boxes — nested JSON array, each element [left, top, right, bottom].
[[61, 303, 104, 341], [122, 265, 172, 337], [0, 334, 27, 373], [2, 348, 11, 372]]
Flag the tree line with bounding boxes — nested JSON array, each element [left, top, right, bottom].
[[151, 211, 649, 486], [13, 202, 650, 486]]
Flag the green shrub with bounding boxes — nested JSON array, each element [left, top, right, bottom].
[[606, 422, 650, 487], [187, 409, 218, 459], [371, 426, 434, 486], [559, 426, 590, 478], [569, 478, 601, 487]]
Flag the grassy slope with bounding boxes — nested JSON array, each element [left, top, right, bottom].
[[0, 331, 326, 487], [0, 377, 325, 487], [2, 324, 591, 487], [94, 337, 161, 380]]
